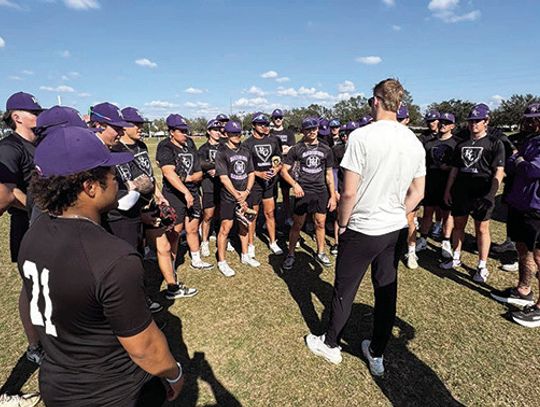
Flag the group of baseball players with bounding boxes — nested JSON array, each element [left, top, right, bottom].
[[1, 78, 540, 405]]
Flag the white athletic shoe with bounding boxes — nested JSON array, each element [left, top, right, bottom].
[[0, 393, 41, 407], [473, 267, 489, 283], [415, 238, 427, 252], [441, 240, 453, 259], [501, 262, 519, 272], [269, 241, 283, 255], [191, 258, 214, 270], [226, 240, 235, 252], [200, 241, 210, 257], [406, 253, 418, 269], [305, 334, 342, 364], [218, 261, 235, 277], [247, 244, 255, 258], [241, 254, 260, 267], [361, 340, 384, 377]]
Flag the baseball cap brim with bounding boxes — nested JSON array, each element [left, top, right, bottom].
[[106, 151, 134, 167], [466, 116, 488, 121]]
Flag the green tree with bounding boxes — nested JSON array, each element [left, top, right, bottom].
[[402, 89, 422, 126], [187, 117, 208, 135], [491, 94, 540, 127], [427, 99, 475, 125]]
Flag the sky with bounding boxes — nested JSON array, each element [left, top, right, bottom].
[[0, 0, 539, 119]]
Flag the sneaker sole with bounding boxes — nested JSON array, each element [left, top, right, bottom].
[[361, 341, 384, 377], [316, 259, 332, 268], [512, 315, 540, 328], [490, 293, 535, 307], [165, 292, 198, 300], [190, 264, 215, 270], [150, 305, 163, 313], [241, 261, 261, 268], [305, 337, 342, 364]]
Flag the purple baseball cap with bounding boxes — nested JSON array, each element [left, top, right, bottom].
[[34, 126, 133, 177], [5, 92, 44, 112], [439, 112, 456, 123], [397, 104, 409, 120], [467, 104, 490, 121], [35, 105, 97, 138], [318, 119, 330, 136], [224, 120, 242, 134], [329, 118, 341, 128], [358, 115, 373, 127], [345, 120, 360, 131], [207, 119, 222, 129], [271, 109, 284, 118], [216, 113, 230, 122], [252, 112, 270, 125], [301, 117, 319, 130], [166, 114, 189, 130], [121, 107, 150, 124], [90, 103, 133, 128], [523, 103, 540, 118], [424, 110, 440, 122]]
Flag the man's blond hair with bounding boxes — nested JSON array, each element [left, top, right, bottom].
[[373, 78, 404, 113]]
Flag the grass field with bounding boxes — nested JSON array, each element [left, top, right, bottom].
[[1, 136, 539, 406]]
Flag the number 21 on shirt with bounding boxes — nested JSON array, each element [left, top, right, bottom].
[[23, 260, 58, 337]]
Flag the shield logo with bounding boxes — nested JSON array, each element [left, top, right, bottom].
[[209, 149, 217, 162], [461, 147, 483, 168], [116, 163, 132, 182], [178, 153, 193, 175], [233, 160, 246, 175], [255, 144, 272, 162], [135, 152, 152, 172], [431, 144, 452, 165], [306, 155, 320, 168]]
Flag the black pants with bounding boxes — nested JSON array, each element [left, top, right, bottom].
[[325, 227, 407, 357], [9, 210, 29, 262]]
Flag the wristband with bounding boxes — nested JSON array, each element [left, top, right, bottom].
[[246, 188, 251, 194], [338, 224, 347, 229], [166, 362, 183, 384]]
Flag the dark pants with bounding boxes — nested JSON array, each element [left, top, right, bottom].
[[9, 210, 29, 262], [325, 227, 407, 357]]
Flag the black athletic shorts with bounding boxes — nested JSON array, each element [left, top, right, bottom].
[[202, 188, 220, 210], [163, 189, 202, 223], [424, 171, 450, 210], [507, 207, 540, 251], [248, 182, 275, 206], [294, 190, 329, 216], [106, 218, 143, 253], [9, 209, 29, 262], [220, 200, 237, 221], [451, 177, 493, 221]]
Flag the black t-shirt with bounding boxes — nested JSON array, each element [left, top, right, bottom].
[[17, 215, 152, 406], [108, 140, 154, 222], [418, 131, 437, 146], [270, 128, 296, 150], [452, 135, 505, 179], [487, 127, 516, 162], [156, 138, 202, 194], [424, 137, 458, 176], [215, 143, 254, 203], [331, 142, 346, 169], [285, 141, 333, 193], [243, 134, 282, 189], [198, 140, 220, 193]]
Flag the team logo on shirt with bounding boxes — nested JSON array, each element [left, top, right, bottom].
[[254, 144, 272, 163], [177, 153, 193, 175], [116, 163, 132, 182], [233, 160, 246, 175], [431, 144, 452, 166], [134, 152, 152, 174], [303, 153, 323, 174], [209, 149, 217, 162], [461, 147, 483, 168]]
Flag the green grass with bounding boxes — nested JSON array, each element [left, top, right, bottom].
[[1, 137, 539, 406]]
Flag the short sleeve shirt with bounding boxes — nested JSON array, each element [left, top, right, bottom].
[[215, 143, 254, 202], [270, 128, 296, 151], [156, 138, 202, 194], [0, 132, 35, 192], [452, 135, 505, 179], [424, 137, 458, 175], [243, 134, 282, 189], [17, 215, 152, 406], [284, 141, 333, 193], [198, 141, 220, 192]]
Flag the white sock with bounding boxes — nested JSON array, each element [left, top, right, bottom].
[[478, 260, 487, 269], [218, 260, 227, 267], [191, 251, 201, 262], [453, 251, 461, 261], [408, 244, 416, 254]]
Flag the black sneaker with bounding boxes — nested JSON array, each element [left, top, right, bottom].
[[490, 287, 535, 307], [330, 244, 338, 256], [146, 296, 163, 313], [512, 305, 540, 328], [165, 283, 198, 300]]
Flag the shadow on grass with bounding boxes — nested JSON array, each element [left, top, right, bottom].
[[269, 255, 464, 406], [143, 260, 242, 407], [0, 354, 39, 396]]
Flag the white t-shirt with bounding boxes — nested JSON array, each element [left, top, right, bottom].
[[341, 119, 426, 236]]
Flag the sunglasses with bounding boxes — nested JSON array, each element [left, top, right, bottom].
[[255, 123, 270, 127], [468, 119, 486, 124], [273, 117, 283, 120], [368, 94, 383, 107], [439, 121, 453, 126]]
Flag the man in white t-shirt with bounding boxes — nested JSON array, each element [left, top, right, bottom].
[[305, 78, 425, 377]]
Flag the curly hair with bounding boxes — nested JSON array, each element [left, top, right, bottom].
[[29, 167, 111, 215], [373, 78, 404, 113]]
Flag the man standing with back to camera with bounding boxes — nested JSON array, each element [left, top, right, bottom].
[[305, 79, 425, 377]]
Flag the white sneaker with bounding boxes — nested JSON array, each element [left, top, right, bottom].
[[501, 262, 518, 272], [241, 254, 260, 267], [247, 244, 255, 258], [305, 333, 342, 364], [440, 258, 462, 270], [406, 253, 418, 269], [191, 258, 214, 270], [361, 339, 384, 377], [441, 240, 452, 259], [415, 238, 427, 252], [200, 241, 210, 257], [473, 267, 489, 283], [0, 393, 41, 407], [269, 241, 283, 255], [209, 234, 217, 242], [218, 261, 235, 277], [226, 240, 235, 252]]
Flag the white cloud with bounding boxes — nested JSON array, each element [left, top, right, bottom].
[[144, 100, 178, 109], [184, 87, 205, 94], [277, 87, 298, 97], [40, 85, 75, 93], [9, 75, 22, 81], [428, 0, 480, 23], [0, 0, 23, 10], [392, 24, 401, 31], [233, 97, 268, 108], [261, 70, 278, 79], [298, 86, 317, 96], [275, 77, 290, 83], [382, 0, 395, 6], [184, 101, 209, 108], [60, 50, 71, 58], [355, 56, 382, 65], [78, 92, 91, 97], [489, 95, 505, 109], [312, 91, 332, 100], [21, 69, 34, 75], [338, 80, 355, 93], [63, 0, 100, 10], [135, 58, 157, 68], [0, 36, 5, 48], [246, 86, 266, 97]]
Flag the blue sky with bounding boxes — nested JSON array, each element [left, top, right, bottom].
[[0, 0, 539, 119]]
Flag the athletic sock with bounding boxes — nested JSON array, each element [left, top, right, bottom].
[[453, 251, 461, 261], [191, 251, 201, 262], [478, 260, 487, 269]]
